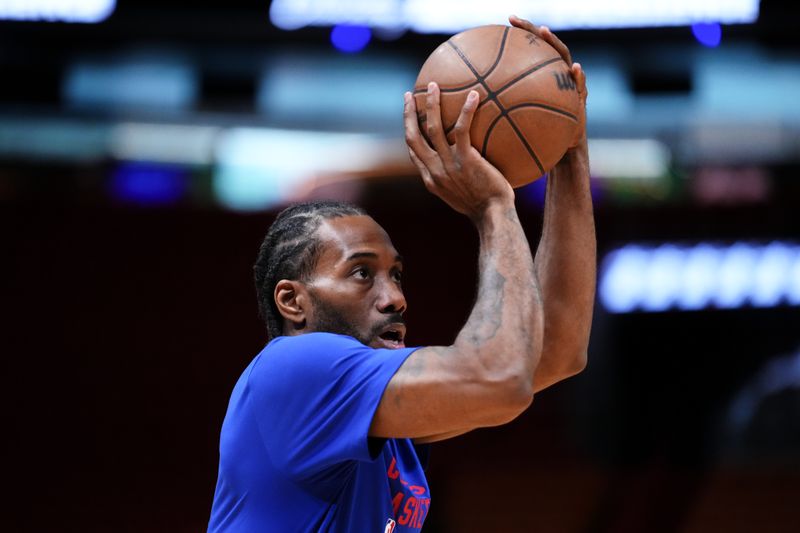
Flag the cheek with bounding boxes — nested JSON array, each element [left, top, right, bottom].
[[313, 283, 372, 315], [337, 290, 379, 327], [339, 295, 373, 320]]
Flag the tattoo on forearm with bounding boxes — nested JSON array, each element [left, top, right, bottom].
[[466, 270, 505, 347]]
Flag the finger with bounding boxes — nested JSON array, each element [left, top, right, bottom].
[[408, 148, 437, 192], [539, 26, 572, 65], [405, 92, 449, 181], [403, 91, 437, 163], [508, 14, 538, 34], [508, 16, 572, 65], [425, 82, 454, 161], [452, 90, 479, 154], [572, 62, 588, 100]]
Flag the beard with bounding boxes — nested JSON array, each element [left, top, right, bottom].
[[308, 291, 371, 346], [307, 291, 404, 348]]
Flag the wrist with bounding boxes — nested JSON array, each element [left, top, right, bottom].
[[552, 137, 589, 182], [556, 137, 588, 167], [471, 196, 517, 228]]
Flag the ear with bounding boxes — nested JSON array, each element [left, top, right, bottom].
[[274, 279, 309, 332]]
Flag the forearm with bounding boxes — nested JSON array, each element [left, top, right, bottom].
[[387, 82, 545, 438], [532, 142, 596, 391], [454, 200, 544, 394], [372, 201, 544, 439]]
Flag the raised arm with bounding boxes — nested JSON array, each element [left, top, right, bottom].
[[369, 83, 544, 440], [509, 16, 596, 392]]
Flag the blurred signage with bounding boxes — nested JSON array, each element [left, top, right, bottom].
[[0, 0, 115, 23], [600, 242, 800, 313], [270, 0, 759, 33]]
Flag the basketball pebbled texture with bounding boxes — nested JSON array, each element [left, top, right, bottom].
[[414, 25, 581, 187]]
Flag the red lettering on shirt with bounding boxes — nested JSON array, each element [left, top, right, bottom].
[[391, 491, 404, 515], [386, 454, 430, 530], [387, 457, 400, 480], [394, 496, 431, 528], [398, 496, 416, 525], [410, 499, 421, 527], [415, 498, 431, 528], [408, 485, 426, 495]]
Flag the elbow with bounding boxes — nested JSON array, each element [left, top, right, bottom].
[[456, 340, 540, 427], [549, 348, 588, 384], [479, 365, 536, 427], [565, 349, 588, 377], [502, 378, 535, 422], [487, 381, 534, 426]]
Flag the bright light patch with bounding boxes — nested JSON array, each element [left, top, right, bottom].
[[643, 246, 685, 312], [752, 243, 795, 308], [692, 22, 722, 47], [213, 128, 394, 211], [679, 245, 721, 310], [0, 0, 116, 23], [715, 244, 758, 309], [110, 122, 218, 165], [270, 0, 758, 33], [588, 139, 670, 180], [789, 259, 800, 305], [600, 241, 800, 313], [599, 246, 651, 313], [330, 25, 372, 53]]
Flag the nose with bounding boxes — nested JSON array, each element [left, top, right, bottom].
[[377, 277, 407, 315]]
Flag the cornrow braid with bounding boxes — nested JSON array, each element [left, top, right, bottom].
[[254, 200, 367, 340]]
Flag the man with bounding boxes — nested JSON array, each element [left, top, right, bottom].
[[208, 16, 595, 532]]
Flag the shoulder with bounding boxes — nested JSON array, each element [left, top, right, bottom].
[[248, 332, 418, 392], [270, 332, 365, 351], [262, 332, 367, 364], [249, 333, 369, 382]]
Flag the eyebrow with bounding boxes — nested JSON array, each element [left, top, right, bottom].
[[346, 252, 404, 264]]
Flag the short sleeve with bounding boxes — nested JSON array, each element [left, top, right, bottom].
[[246, 333, 418, 484]]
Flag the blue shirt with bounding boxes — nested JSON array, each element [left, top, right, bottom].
[[208, 333, 430, 532]]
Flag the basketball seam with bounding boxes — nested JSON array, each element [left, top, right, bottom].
[[413, 27, 510, 96], [505, 117, 545, 175], [480, 107, 545, 175], [412, 82, 479, 95], [491, 57, 562, 98], [447, 33, 564, 176], [482, 26, 511, 79], [505, 102, 578, 122]]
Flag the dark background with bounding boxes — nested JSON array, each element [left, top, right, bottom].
[[4, 1, 800, 531]]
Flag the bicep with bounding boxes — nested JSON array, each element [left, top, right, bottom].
[[369, 346, 530, 439]]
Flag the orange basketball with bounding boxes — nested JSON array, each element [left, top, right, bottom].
[[414, 25, 581, 187]]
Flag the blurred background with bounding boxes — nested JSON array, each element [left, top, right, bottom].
[[3, 1, 800, 531]]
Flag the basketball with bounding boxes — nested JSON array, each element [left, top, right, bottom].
[[414, 25, 581, 187]]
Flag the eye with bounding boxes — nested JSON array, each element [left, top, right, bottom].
[[392, 270, 403, 284], [353, 266, 371, 280]]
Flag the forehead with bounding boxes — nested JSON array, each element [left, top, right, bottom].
[[314, 215, 399, 264]]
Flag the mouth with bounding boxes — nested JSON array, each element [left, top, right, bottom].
[[375, 323, 406, 349]]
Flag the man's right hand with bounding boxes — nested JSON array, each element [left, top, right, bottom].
[[403, 83, 515, 221]]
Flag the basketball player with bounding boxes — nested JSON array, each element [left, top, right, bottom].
[[208, 16, 594, 532]]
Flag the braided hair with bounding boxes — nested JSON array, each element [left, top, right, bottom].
[[254, 200, 367, 340]]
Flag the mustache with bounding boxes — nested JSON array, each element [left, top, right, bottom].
[[371, 314, 405, 335]]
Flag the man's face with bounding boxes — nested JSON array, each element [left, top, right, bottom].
[[302, 215, 407, 349]]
